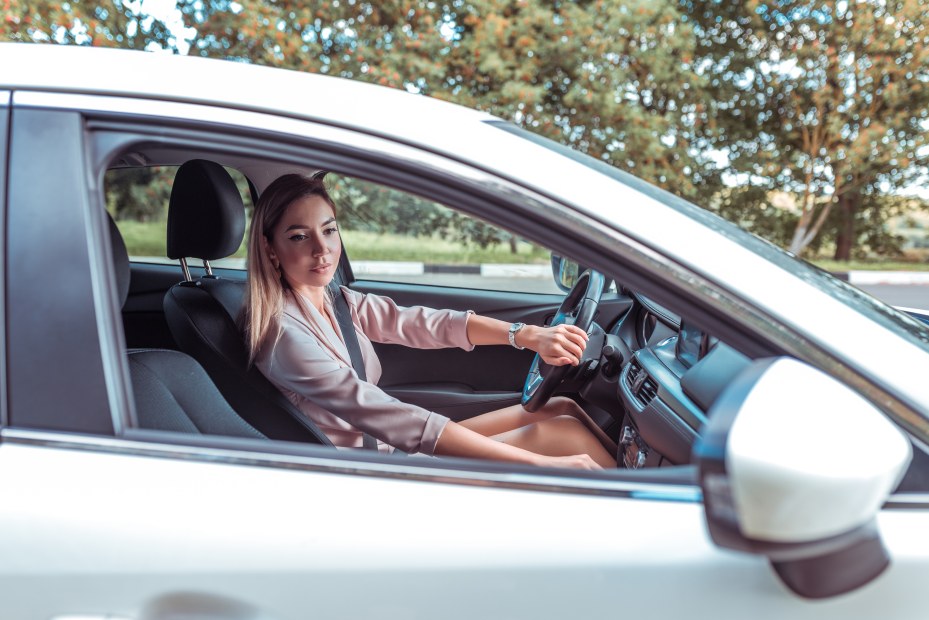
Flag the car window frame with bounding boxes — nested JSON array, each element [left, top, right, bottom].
[[0, 91, 8, 429], [14, 89, 929, 498], [57, 93, 703, 491]]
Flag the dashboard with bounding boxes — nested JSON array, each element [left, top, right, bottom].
[[581, 293, 750, 469]]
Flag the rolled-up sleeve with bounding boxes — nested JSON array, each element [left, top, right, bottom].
[[266, 316, 450, 455], [342, 287, 475, 351]]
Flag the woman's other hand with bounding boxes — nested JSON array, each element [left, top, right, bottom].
[[517, 324, 588, 366], [533, 453, 603, 470]]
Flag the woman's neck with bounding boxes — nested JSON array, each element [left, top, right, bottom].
[[292, 285, 327, 313]]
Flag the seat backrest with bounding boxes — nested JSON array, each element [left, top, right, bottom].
[[108, 213, 264, 439], [162, 160, 333, 445]]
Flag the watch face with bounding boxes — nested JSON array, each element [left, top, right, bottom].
[[509, 323, 526, 348]]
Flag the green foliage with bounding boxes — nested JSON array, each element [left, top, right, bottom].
[[105, 167, 176, 222], [5, 0, 929, 262], [327, 174, 522, 252], [176, 0, 721, 204], [683, 0, 929, 257], [820, 191, 914, 260], [711, 186, 799, 249], [0, 0, 173, 48]]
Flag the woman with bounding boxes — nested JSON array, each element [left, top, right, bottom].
[[242, 173, 616, 470]]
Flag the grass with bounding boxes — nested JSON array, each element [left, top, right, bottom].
[[340, 231, 550, 264], [812, 259, 929, 272], [115, 220, 171, 257], [117, 219, 929, 270]]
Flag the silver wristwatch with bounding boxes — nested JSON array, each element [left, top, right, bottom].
[[508, 322, 526, 350]]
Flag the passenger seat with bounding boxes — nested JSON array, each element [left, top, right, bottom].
[[109, 212, 264, 438], [161, 160, 333, 446]]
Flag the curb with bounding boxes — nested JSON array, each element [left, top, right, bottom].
[[352, 261, 551, 278], [834, 271, 929, 286]]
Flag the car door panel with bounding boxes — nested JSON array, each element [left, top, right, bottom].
[[353, 279, 633, 415], [6, 108, 118, 433], [3, 439, 928, 620]]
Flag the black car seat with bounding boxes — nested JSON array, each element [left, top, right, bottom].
[[108, 213, 264, 438], [161, 159, 332, 445]]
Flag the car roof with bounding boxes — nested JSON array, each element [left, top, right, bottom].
[[0, 42, 497, 148]]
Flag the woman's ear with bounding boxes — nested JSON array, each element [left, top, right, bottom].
[[263, 237, 280, 270]]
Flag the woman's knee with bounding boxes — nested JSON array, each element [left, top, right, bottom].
[[543, 414, 588, 434], [547, 396, 585, 419]]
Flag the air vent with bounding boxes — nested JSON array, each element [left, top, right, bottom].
[[638, 377, 658, 406], [626, 359, 657, 406], [626, 360, 643, 388]]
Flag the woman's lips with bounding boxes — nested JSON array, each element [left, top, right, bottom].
[[311, 264, 332, 274]]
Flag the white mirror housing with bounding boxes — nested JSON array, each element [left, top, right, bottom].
[[694, 357, 912, 599]]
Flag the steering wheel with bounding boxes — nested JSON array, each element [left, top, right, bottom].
[[521, 269, 605, 412]]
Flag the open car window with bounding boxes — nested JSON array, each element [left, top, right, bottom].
[[105, 165, 253, 267]]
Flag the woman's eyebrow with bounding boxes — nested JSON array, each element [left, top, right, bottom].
[[283, 218, 335, 232]]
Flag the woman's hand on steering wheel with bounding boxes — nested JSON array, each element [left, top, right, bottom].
[[521, 269, 606, 412], [519, 324, 589, 367]]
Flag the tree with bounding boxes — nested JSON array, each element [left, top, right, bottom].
[[105, 167, 176, 222], [4, 1, 725, 250], [0, 0, 173, 49], [178, 0, 721, 207], [684, 0, 929, 258]]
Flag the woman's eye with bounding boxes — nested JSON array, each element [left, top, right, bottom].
[[323, 226, 339, 236], [288, 234, 307, 242]]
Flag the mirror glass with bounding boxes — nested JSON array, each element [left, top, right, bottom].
[[550, 254, 582, 291]]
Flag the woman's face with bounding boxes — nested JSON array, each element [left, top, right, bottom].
[[266, 194, 342, 294]]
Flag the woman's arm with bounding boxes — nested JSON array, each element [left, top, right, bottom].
[[465, 314, 589, 366], [433, 420, 602, 470]]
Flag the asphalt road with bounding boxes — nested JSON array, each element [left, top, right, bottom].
[[859, 284, 929, 309], [378, 274, 929, 310]]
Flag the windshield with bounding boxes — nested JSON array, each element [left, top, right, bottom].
[[488, 120, 929, 354]]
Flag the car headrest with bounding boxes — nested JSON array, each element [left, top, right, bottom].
[[108, 213, 130, 307], [166, 159, 246, 261]]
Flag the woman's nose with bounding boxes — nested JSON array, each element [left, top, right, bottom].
[[311, 237, 328, 256]]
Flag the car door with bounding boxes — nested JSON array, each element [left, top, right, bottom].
[[2, 86, 929, 620]]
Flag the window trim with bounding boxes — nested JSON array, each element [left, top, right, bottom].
[[0, 426, 701, 500], [0, 91, 9, 429], [30, 90, 916, 489]]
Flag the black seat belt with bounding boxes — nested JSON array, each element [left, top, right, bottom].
[[329, 281, 379, 451]]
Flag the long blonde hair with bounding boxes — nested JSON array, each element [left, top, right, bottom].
[[241, 173, 337, 363]]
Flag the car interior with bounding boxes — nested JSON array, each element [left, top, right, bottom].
[[103, 145, 929, 489]]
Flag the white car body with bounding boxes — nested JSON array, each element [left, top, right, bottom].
[[0, 43, 927, 619]]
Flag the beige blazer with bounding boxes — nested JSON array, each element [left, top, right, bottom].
[[256, 287, 474, 454]]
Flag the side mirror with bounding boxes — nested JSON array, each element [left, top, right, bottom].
[[550, 254, 583, 292], [693, 357, 911, 599]]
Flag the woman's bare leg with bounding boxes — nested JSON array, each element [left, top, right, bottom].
[[490, 415, 616, 468], [458, 396, 618, 454]]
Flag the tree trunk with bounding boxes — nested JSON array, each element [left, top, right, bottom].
[[833, 191, 858, 261], [509, 235, 518, 254], [789, 192, 836, 256]]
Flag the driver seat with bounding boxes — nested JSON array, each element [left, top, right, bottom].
[[161, 159, 332, 446]]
